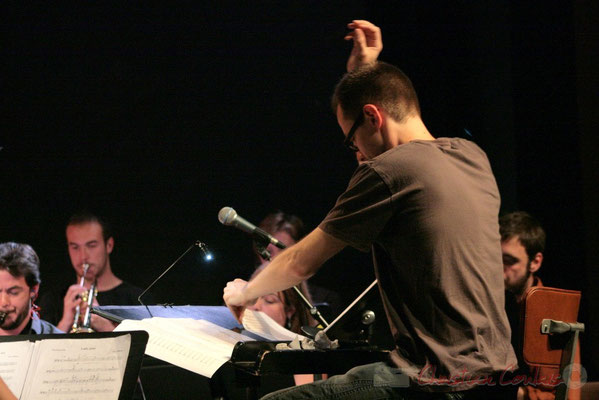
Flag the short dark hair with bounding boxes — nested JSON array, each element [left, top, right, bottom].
[[0, 242, 41, 288], [67, 211, 112, 242], [499, 211, 546, 262], [332, 61, 421, 122]]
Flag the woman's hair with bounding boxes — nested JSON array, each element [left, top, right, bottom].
[[250, 265, 316, 334], [253, 210, 305, 265]]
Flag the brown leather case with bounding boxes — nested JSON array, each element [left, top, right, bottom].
[[521, 286, 581, 368]]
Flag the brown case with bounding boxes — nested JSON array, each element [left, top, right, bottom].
[[521, 286, 581, 368]]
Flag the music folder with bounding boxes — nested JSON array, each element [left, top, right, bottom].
[[0, 330, 148, 400]]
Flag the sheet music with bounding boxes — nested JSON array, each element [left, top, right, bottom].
[[0, 341, 35, 398], [20, 335, 130, 400], [115, 317, 254, 378], [242, 309, 306, 342]]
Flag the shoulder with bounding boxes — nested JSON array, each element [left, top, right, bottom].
[[374, 138, 491, 175], [105, 281, 142, 296], [98, 281, 145, 305], [381, 138, 485, 160], [32, 315, 64, 334]]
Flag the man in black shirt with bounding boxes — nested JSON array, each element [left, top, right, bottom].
[[0, 242, 62, 335], [39, 212, 143, 332]]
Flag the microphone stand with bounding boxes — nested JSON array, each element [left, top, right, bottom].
[[138, 241, 208, 317], [256, 241, 329, 329]]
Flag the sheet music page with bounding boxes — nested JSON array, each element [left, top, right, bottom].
[[0, 341, 35, 399], [165, 317, 254, 346], [242, 309, 305, 342], [115, 317, 254, 378], [20, 335, 130, 400]]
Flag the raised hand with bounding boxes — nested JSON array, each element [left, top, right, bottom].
[[345, 20, 383, 72]]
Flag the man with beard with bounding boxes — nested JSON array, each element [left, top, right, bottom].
[[500, 211, 583, 399], [38, 212, 144, 332], [0, 242, 62, 335], [500, 211, 545, 302]]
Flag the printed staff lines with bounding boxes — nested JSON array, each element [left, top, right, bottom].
[[150, 336, 212, 361]]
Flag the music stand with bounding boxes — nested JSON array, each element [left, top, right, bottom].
[[92, 305, 242, 330], [0, 331, 148, 400], [93, 305, 244, 399]]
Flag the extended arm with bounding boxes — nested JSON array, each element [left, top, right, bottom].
[[223, 227, 346, 322]]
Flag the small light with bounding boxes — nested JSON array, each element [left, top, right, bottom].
[[196, 241, 213, 263]]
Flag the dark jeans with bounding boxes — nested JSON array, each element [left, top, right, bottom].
[[260, 362, 517, 400]]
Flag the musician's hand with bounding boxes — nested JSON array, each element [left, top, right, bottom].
[[85, 296, 113, 332], [223, 279, 254, 324], [0, 376, 17, 400], [345, 20, 383, 72], [59, 284, 86, 322], [56, 284, 87, 331], [90, 314, 117, 332]]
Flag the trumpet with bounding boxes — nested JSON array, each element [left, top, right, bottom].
[[0, 311, 6, 325], [70, 263, 97, 333]]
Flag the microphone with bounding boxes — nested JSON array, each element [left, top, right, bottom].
[[218, 207, 286, 249]]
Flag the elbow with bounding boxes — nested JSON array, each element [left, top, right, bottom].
[[289, 263, 313, 282], [286, 249, 316, 282]]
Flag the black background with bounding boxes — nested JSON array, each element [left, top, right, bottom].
[[2, 1, 598, 379]]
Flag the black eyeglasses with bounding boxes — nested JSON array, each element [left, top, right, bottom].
[[343, 111, 364, 152]]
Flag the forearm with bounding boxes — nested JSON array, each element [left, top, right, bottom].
[[57, 315, 73, 332], [244, 245, 310, 301], [243, 227, 346, 303]]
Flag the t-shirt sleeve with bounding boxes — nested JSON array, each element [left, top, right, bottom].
[[319, 164, 393, 252]]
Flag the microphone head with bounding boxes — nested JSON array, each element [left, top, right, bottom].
[[218, 207, 237, 226]]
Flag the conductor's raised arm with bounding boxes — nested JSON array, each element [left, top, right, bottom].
[[345, 20, 383, 72]]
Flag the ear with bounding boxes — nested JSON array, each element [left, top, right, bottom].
[[285, 305, 296, 320], [362, 104, 383, 130], [106, 237, 114, 254], [529, 252, 543, 273], [31, 284, 40, 299]]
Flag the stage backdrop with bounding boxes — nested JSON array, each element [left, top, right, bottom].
[[2, 1, 597, 379]]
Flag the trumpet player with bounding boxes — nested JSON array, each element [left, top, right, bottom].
[[38, 212, 144, 332], [0, 242, 62, 335]]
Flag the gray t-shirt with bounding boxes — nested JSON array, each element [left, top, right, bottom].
[[320, 138, 517, 391]]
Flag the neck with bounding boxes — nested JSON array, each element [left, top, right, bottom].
[[0, 313, 31, 336], [84, 265, 122, 292], [385, 115, 434, 147], [514, 275, 536, 303]]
